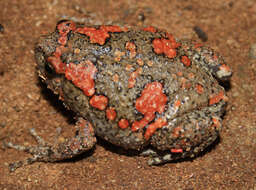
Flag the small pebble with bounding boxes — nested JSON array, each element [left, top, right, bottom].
[[249, 43, 256, 59], [193, 26, 208, 42], [138, 12, 146, 22], [0, 24, 4, 33]]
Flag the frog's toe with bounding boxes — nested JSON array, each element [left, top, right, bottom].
[[146, 153, 173, 165], [140, 148, 158, 157], [141, 148, 176, 165]]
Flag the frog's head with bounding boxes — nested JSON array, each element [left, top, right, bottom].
[[35, 20, 77, 82], [194, 45, 232, 82], [34, 32, 66, 94]]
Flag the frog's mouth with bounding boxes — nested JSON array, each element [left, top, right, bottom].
[[34, 46, 53, 82], [34, 33, 61, 81], [34, 36, 64, 96]]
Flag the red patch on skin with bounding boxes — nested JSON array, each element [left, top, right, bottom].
[[177, 71, 183, 77], [112, 74, 119, 82], [118, 119, 129, 129], [180, 77, 187, 89], [212, 54, 218, 61], [188, 73, 195, 79], [194, 43, 203, 49], [47, 46, 66, 73], [90, 95, 108, 110], [75, 25, 125, 45], [174, 100, 181, 108], [209, 91, 224, 105], [170, 148, 183, 153], [181, 55, 191, 67], [114, 50, 125, 62], [125, 42, 137, 58], [57, 21, 76, 46], [219, 64, 231, 72], [152, 33, 181, 59], [128, 67, 142, 88], [144, 118, 167, 140], [172, 126, 182, 138], [125, 64, 133, 71], [196, 84, 204, 94], [184, 82, 192, 89], [106, 107, 117, 121], [143, 26, 157, 33], [211, 116, 221, 129], [137, 58, 144, 66], [153, 39, 176, 58], [179, 77, 192, 90], [131, 82, 167, 132], [65, 60, 97, 97]]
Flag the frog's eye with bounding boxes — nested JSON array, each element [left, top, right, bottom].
[[44, 61, 55, 75]]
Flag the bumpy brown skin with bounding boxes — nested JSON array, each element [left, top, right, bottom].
[[7, 20, 232, 170]]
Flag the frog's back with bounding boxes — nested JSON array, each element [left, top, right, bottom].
[[35, 20, 231, 151]]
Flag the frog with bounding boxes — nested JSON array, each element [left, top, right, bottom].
[[5, 20, 232, 171]]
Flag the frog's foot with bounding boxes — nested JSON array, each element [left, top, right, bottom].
[[4, 118, 96, 172], [140, 148, 175, 165]]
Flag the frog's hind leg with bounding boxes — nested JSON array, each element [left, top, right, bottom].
[[4, 118, 96, 172], [144, 109, 222, 165]]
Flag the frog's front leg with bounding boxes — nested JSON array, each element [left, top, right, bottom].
[[4, 118, 96, 172]]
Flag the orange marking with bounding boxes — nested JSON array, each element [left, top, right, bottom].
[[170, 148, 183, 153], [144, 118, 167, 140], [112, 74, 119, 82], [172, 126, 182, 138], [143, 26, 157, 33], [146, 60, 154, 67], [137, 58, 144, 66], [212, 116, 221, 129], [57, 21, 76, 46], [219, 64, 231, 72], [89, 95, 108, 110], [181, 55, 191, 67], [209, 91, 224, 105], [196, 84, 204, 94], [180, 77, 187, 89], [65, 60, 97, 97], [188, 73, 195, 79], [177, 71, 183, 77], [114, 50, 125, 62], [131, 82, 167, 131], [118, 119, 129, 129], [174, 100, 181, 108], [153, 38, 177, 58], [125, 64, 133, 71], [194, 43, 203, 49], [128, 67, 142, 88], [76, 25, 125, 45], [47, 46, 66, 74], [106, 107, 117, 121], [152, 33, 180, 59], [125, 42, 137, 58]]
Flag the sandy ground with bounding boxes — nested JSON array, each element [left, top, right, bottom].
[[0, 0, 255, 189]]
